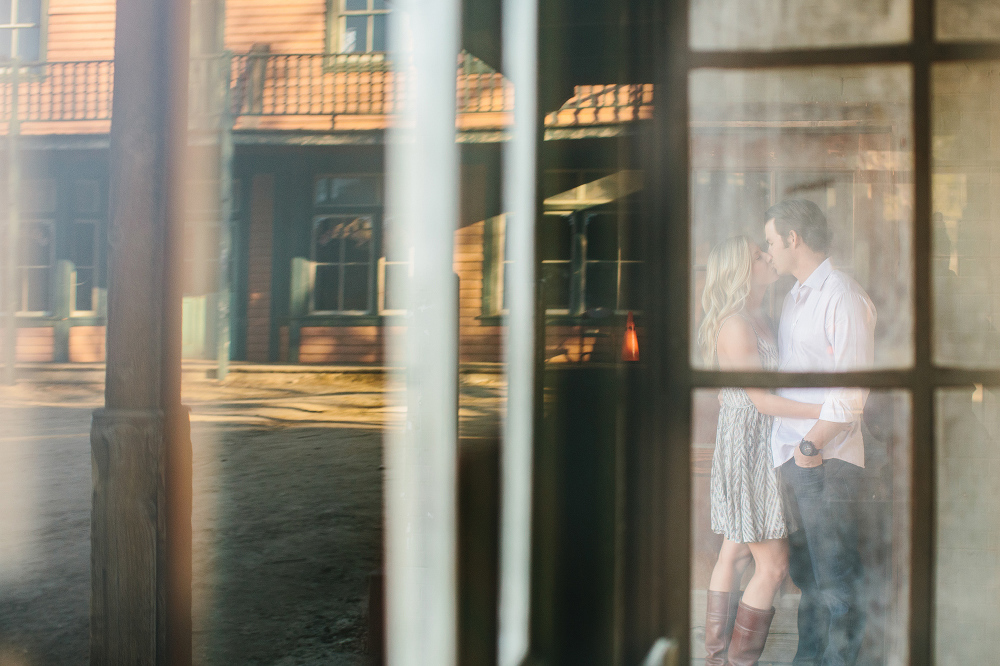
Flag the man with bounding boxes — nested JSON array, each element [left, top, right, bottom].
[[763, 199, 876, 666]]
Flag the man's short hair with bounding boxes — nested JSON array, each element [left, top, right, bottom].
[[765, 199, 831, 254]]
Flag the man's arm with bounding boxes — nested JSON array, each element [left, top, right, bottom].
[[796, 290, 876, 468], [794, 419, 850, 467]]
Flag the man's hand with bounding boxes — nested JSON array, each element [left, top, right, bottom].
[[794, 447, 823, 468]]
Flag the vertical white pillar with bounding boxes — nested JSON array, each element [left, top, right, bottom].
[[499, 0, 539, 663], [385, 1, 461, 664]]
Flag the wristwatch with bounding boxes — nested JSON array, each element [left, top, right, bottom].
[[798, 439, 819, 457]]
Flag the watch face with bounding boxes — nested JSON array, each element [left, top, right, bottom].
[[800, 441, 818, 456]]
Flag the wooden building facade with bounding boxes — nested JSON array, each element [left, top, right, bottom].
[[4, 0, 655, 367]]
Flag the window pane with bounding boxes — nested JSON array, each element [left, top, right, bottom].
[[372, 13, 387, 52], [313, 218, 342, 264], [938, 0, 1000, 40], [690, 0, 909, 50], [0, 0, 10, 23], [344, 0, 367, 10], [935, 387, 1000, 663], [585, 213, 617, 261], [584, 261, 617, 312], [343, 15, 367, 53], [0, 28, 11, 59], [16, 0, 40, 23], [71, 221, 96, 267], [691, 389, 911, 664], [322, 177, 379, 206], [373, 0, 388, 9], [539, 216, 572, 262], [541, 262, 571, 311], [313, 264, 340, 312], [75, 267, 94, 311], [689, 66, 913, 370], [932, 62, 1000, 368], [342, 264, 370, 311], [21, 221, 51, 267], [16, 26, 39, 62], [342, 216, 373, 262]]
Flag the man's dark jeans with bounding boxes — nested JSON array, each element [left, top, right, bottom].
[[780, 458, 866, 666]]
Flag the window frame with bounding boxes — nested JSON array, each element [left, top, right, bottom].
[[309, 212, 377, 315], [69, 217, 100, 315], [17, 217, 55, 315], [0, 0, 48, 64], [325, 0, 390, 55], [641, 0, 1000, 663]]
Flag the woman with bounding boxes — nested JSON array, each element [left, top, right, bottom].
[[697, 235, 822, 666]]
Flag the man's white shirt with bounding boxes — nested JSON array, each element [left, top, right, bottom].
[[772, 258, 877, 468]]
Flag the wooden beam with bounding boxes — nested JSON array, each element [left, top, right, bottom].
[[90, 0, 191, 661]]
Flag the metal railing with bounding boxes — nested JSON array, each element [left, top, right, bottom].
[[0, 54, 650, 126], [0, 60, 114, 122]]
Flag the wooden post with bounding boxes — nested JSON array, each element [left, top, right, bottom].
[[90, 0, 192, 662], [3, 59, 19, 385]]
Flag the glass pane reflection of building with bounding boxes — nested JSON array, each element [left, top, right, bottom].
[[932, 62, 1000, 368], [692, 390, 911, 664], [690, 65, 914, 371], [688, 65, 914, 665]]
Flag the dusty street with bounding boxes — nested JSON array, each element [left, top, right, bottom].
[[0, 368, 501, 665]]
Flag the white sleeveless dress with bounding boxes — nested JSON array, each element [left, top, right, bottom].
[[709, 314, 787, 543]]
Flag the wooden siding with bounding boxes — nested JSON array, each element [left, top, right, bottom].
[[69, 325, 107, 362], [454, 219, 501, 364], [245, 173, 274, 362], [16, 327, 55, 362], [299, 325, 383, 365], [224, 0, 327, 54], [47, 0, 116, 60]]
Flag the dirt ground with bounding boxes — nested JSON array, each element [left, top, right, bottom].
[[0, 368, 503, 665]]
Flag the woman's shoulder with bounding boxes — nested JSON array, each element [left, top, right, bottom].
[[718, 313, 756, 339], [716, 314, 759, 353]]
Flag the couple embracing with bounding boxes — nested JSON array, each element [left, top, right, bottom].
[[699, 200, 877, 666]]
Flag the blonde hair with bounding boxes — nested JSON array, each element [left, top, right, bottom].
[[697, 235, 754, 364]]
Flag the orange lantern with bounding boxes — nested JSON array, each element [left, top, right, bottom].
[[621, 311, 639, 362]]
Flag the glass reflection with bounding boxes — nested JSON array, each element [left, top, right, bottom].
[[933, 62, 1000, 368], [690, 66, 914, 370], [936, 387, 1000, 664], [938, 0, 1000, 41], [689, 0, 909, 51], [692, 389, 911, 664]]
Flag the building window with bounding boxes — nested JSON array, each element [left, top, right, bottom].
[[329, 0, 389, 54], [18, 220, 53, 313], [491, 206, 641, 317], [311, 214, 375, 313], [0, 0, 43, 62], [70, 220, 97, 312], [309, 175, 381, 316]]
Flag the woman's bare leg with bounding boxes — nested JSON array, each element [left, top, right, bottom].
[[708, 538, 752, 592], [741, 538, 789, 609]]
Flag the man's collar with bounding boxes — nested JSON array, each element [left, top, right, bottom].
[[790, 258, 833, 298]]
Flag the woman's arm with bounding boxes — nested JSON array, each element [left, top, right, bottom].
[[716, 316, 823, 419], [743, 390, 822, 419]]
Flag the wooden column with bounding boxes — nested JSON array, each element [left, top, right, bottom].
[[90, 0, 192, 662]]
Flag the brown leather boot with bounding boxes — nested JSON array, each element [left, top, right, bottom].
[[726, 602, 775, 666], [704, 590, 742, 666]]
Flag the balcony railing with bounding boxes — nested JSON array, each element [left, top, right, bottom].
[[0, 60, 114, 123], [0, 54, 652, 130]]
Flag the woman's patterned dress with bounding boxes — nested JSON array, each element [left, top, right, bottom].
[[710, 314, 787, 543]]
